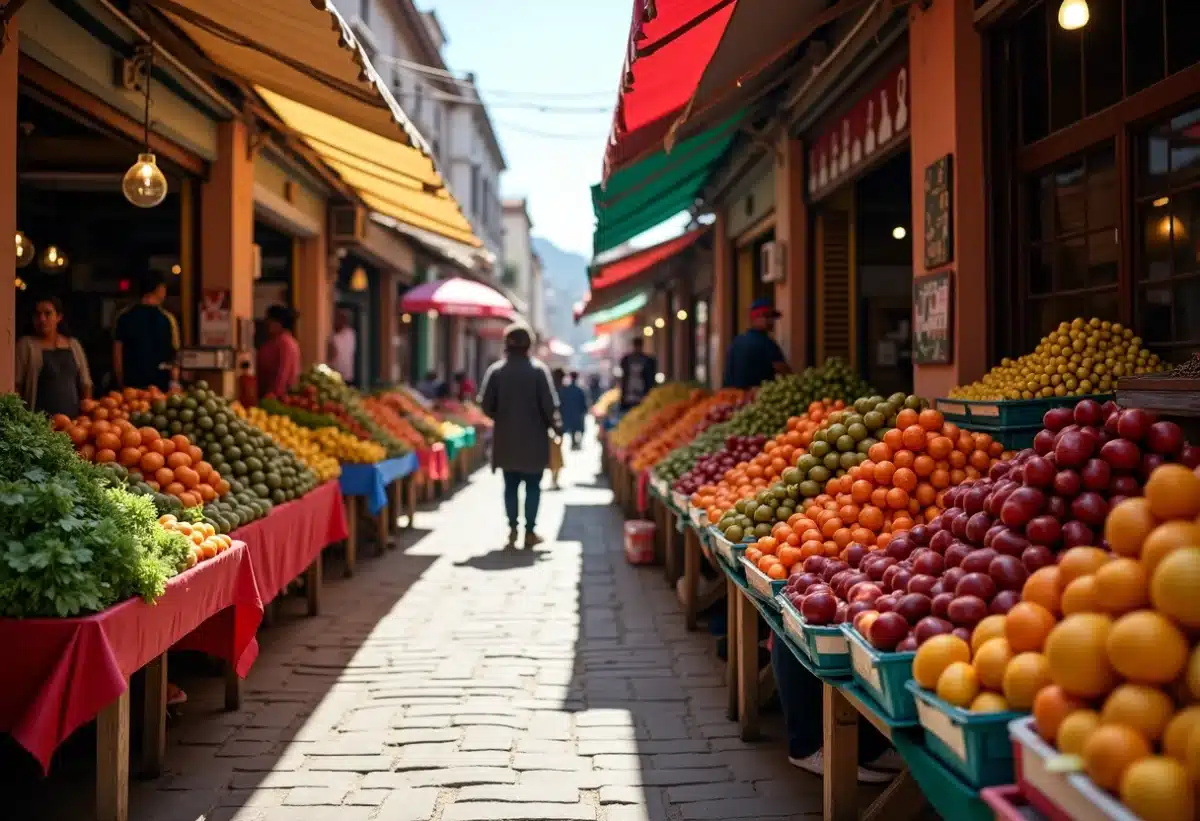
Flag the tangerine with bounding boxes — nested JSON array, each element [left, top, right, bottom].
[[1056, 709, 1101, 756], [1032, 685, 1084, 743], [1094, 558, 1149, 615], [1142, 521, 1200, 577], [1144, 464, 1200, 520], [1082, 724, 1152, 791], [140, 451, 165, 474], [1107, 609, 1189, 685], [1022, 566, 1064, 615], [1101, 683, 1175, 742], [1105, 497, 1159, 559], [913, 634, 971, 689], [971, 614, 1008, 652], [118, 447, 142, 467], [969, 692, 1010, 713], [1119, 756, 1195, 821], [1189, 645, 1200, 701], [937, 661, 981, 707], [973, 637, 1013, 691], [1058, 546, 1111, 585], [1002, 651, 1052, 710], [1061, 574, 1102, 615], [1163, 706, 1200, 762], [1045, 613, 1117, 699], [918, 408, 944, 431], [1006, 601, 1057, 653], [1150, 548, 1200, 629]]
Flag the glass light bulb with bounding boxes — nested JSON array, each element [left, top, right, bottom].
[[676, 309, 688, 321], [1057, 0, 1089, 30], [892, 226, 907, 239], [38, 245, 69, 273], [401, 313, 412, 324], [654, 317, 665, 328], [15, 231, 34, 268], [122, 152, 168, 208], [643, 326, 653, 337]]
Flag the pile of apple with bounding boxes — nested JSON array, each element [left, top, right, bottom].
[[673, 434, 769, 496], [786, 398, 1197, 655]]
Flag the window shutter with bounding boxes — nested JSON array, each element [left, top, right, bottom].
[[817, 209, 853, 364]]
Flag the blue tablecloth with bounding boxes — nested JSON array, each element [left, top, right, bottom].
[[338, 453, 420, 515]]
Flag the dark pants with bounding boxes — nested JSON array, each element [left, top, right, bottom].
[[503, 470, 543, 532], [771, 638, 891, 762]]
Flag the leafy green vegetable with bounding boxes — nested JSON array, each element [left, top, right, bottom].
[[0, 395, 191, 617]]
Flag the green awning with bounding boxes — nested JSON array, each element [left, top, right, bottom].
[[583, 291, 649, 324], [592, 114, 740, 256]]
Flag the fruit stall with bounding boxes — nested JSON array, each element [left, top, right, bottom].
[[602, 319, 1198, 821], [0, 368, 483, 821]]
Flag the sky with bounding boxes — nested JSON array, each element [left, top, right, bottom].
[[428, 0, 688, 259]]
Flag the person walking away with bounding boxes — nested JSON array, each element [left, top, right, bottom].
[[327, 308, 357, 385], [417, 370, 444, 400], [560, 370, 588, 450], [587, 372, 602, 405], [723, 297, 791, 389], [257, 305, 301, 400], [15, 297, 93, 417], [617, 337, 657, 411], [478, 324, 560, 548], [113, 271, 179, 390]]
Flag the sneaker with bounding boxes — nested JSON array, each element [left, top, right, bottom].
[[787, 751, 895, 784], [507, 527, 518, 548], [167, 683, 188, 706], [867, 748, 905, 773], [524, 532, 544, 549]]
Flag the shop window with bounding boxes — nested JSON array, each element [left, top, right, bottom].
[[1017, 9, 1049, 143], [1165, 0, 1200, 76], [1022, 143, 1120, 348], [1135, 102, 1200, 360]]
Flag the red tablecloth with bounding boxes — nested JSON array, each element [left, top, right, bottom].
[[418, 444, 450, 481], [0, 542, 261, 771], [231, 480, 348, 604]]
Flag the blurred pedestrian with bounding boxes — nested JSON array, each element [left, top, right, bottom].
[[257, 305, 301, 399], [327, 308, 357, 385], [113, 271, 179, 391], [15, 297, 92, 417], [617, 337, 656, 411], [559, 370, 588, 450], [724, 297, 791, 389], [478, 323, 560, 548], [454, 370, 477, 402]]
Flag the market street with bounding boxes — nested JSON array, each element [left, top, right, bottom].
[[20, 435, 828, 821]]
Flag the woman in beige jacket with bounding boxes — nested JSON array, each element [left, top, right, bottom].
[[15, 297, 92, 418]]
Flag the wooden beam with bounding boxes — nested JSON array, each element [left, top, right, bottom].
[[96, 689, 130, 821]]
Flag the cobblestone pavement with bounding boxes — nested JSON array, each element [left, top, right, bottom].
[[20, 435, 836, 821]]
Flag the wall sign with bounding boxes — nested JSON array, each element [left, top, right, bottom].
[[913, 271, 953, 365], [199, 289, 233, 347], [807, 61, 910, 199], [924, 154, 954, 269]]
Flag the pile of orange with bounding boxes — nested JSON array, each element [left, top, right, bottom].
[[692, 400, 843, 518], [54, 415, 230, 509], [159, 514, 234, 568], [76, 387, 167, 421], [632, 388, 747, 472], [1012, 463, 1200, 821], [816, 409, 1008, 549]]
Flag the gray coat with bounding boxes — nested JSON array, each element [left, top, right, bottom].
[[479, 355, 560, 474]]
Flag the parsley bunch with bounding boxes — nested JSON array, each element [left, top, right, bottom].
[[0, 395, 191, 617]]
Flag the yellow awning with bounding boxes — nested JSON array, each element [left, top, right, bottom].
[[150, 0, 426, 148], [257, 88, 481, 248]]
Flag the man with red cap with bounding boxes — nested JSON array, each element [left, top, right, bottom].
[[723, 297, 791, 389]]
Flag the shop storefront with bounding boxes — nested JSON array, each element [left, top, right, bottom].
[[982, 0, 1200, 365]]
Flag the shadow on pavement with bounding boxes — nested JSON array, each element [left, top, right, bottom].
[[453, 546, 550, 571]]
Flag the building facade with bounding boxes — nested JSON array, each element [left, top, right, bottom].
[[501, 198, 542, 335]]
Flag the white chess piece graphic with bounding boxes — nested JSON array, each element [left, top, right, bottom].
[[864, 99, 877, 155], [818, 151, 828, 188], [829, 138, 839, 180], [877, 88, 893, 145], [894, 68, 909, 132], [839, 120, 850, 173]]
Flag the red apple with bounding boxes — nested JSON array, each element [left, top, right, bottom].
[[868, 611, 910, 651], [1061, 519, 1096, 549], [956, 572, 997, 601], [1117, 408, 1153, 442], [834, 601, 849, 623], [1080, 459, 1112, 491], [965, 512, 994, 545], [1109, 474, 1140, 497], [993, 528, 1032, 557], [931, 592, 955, 620], [914, 616, 955, 644], [952, 627, 974, 644], [802, 591, 838, 625], [821, 560, 849, 582], [945, 541, 974, 569], [843, 544, 868, 568], [874, 595, 898, 613], [961, 547, 999, 575], [984, 524, 1008, 549], [912, 550, 945, 577], [1022, 544, 1055, 572], [853, 609, 880, 637], [990, 460, 1014, 480], [950, 510, 971, 540], [1001, 487, 1045, 528], [1033, 429, 1058, 455], [990, 589, 1022, 615], [1074, 398, 1104, 427], [1025, 515, 1062, 548], [963, 485, 990, 515], [865, 556, 898, 582], [907, 574, 938, 597], [1181, 444, 1200, 469], [848, 581, 883, 605], [845, 600, 875, 625], [941, 566, 967, 592], [1141, 452, 1166, 481], [947, 595, 989, 628], [803, 555, 828, 575], [895, 593, 933, 624], [885, 567, 913, 595], [1044, 407, 1075, 431], [930, 528, 956, 555], [1046, 495, 1069, 520], [885, 535, 915, 561], [989, 554, 1029, 591], [1071, 492, 1108, 527], [908, 524, 931, 546], [1100, 438, 1141, 472], [1023, 456, 1056, 488], [1055, 431, 1094, 468], [896, 635, 919, 652]]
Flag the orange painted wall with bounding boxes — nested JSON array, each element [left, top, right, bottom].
[[0, 26, 16, 393], [294, 231, 331, 369], [710, 209, 734, 386], [774, 136, 809, 369], [908, 0, 989, 400]]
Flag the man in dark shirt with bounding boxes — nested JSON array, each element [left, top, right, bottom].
[[723, 297, 791, 389], [113, 271, 180, 391], [617, 337, 657, 411]]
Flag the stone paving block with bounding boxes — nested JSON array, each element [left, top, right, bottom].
[[511, 753, 592, 771], [387, 728, 463, 745], [375, 787, 439, 821], [598, 785, 646, 804], [343, 788, 390, 806], [282, 786, 350, 805], [441, 802, 596, 821], [666, 781, 760, 803], [303, 754, 393, 772], [456, 784, 581, 803], [677, 797, 812, 820], [393, 751, 511, 770], [392, 767, 519, 787], [460, 726, 516, 751]]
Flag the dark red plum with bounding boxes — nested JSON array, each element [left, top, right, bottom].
[[1071, 492, 1108, 527], [993, 528, 1032, 557], [907, 574, 939, 597], [908, 524, 931, 546], [945, 541, 974, 569], [1026, 515, 1063, 548], [931, 592, 955, 620], [1081, 459, 1112, 491], [843, 543, 868, 569], [965, 512, 994, 545], [956, 572, 997, 601], [990, 589, 1022, 615], [961, 547, 999, 575], [989, 554, 1029, 591], [930, 528, 956, 555], [947, 595, 989, 628]]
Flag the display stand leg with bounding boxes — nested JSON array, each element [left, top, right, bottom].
[[663, 509, 679, 585], [375, 502, 389, 555], [344, 496, 358, 577], [388, 481, 401, 537], [306, 554, 322, 617], [141, 654, 167, 777], [683, 528, 700, 631], [96, 688, 130, 821], [861, 771, 925, 821], [736, 590, 760, 741], [725, 576, 739, 721], [224, 663, 241, 711], [823, 684, 860, 821], [261, 599, 278, 628], [405, 474, 417, 529]]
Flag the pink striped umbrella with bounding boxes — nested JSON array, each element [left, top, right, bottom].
[[400, 277, 515, 318]]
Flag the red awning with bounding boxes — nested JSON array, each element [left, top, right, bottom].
[[590, 226, 709, 292], [400, 277, 514, 318], [603, 0, 738, 180]]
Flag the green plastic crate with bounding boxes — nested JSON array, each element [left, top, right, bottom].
[[906, 680, 1020, 788], [739, 556, 785, 608], [936, 394, 1113, 428], [842, 623, 918, 722], [777, 595, 852, 676]]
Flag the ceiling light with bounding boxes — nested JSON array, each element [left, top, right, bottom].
[[401, 313, 412, 324], [654, 317, 665, 328], [170, 263, 182, 275], [892, 226, 907, 240], [643, 326, 653, 337], [15, 231, 34, 268], [1057, 0, 1089, 30], [676, 309, 688, 321], [1152, 197, 1170, 208]]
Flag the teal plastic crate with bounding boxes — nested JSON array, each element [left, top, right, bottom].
[[842, 624, 918, 722], [708, 526, 750, 571], [777, 595, 852, 676], [739, 556, 785, 608], [906, 680, 1020, 788], [936, 394, 1114, 428], [959, 421, 1043, 451]]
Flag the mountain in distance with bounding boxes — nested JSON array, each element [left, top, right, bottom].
[[533, 236, 594, 353]]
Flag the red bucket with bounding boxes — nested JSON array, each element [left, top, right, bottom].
[[623, 520, 656, 565]]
